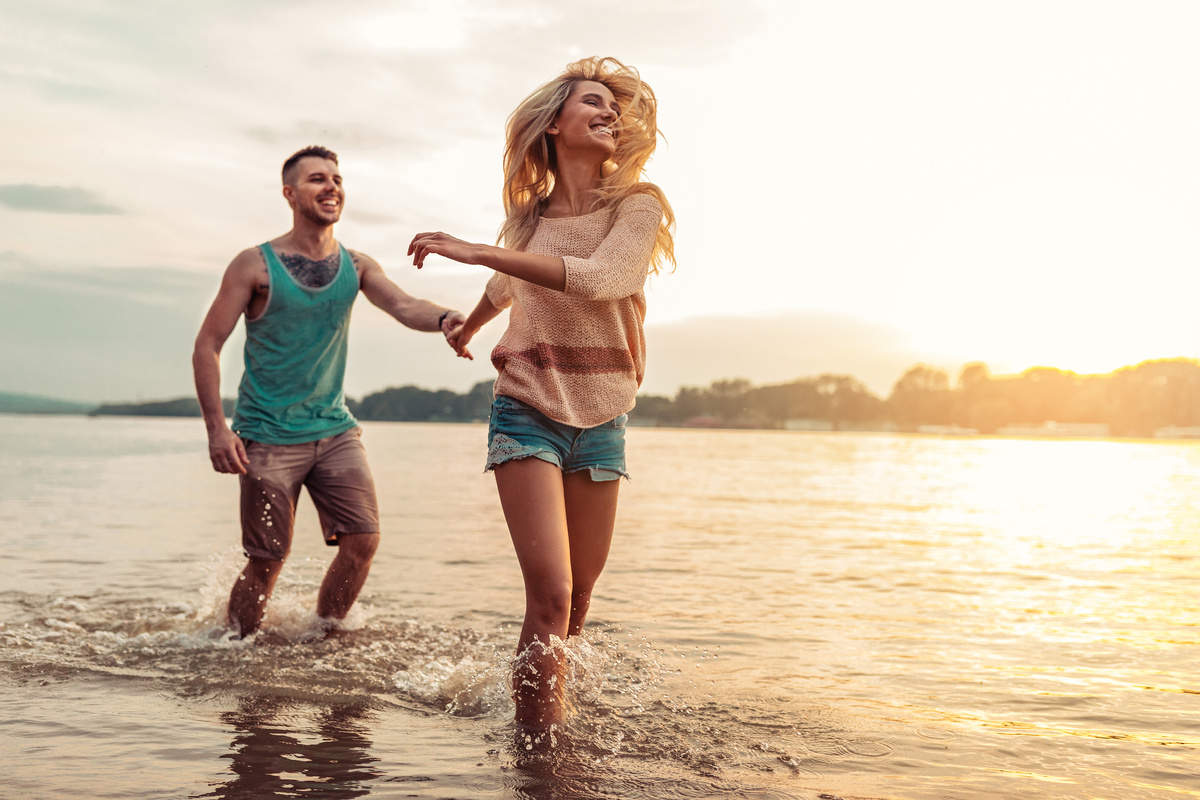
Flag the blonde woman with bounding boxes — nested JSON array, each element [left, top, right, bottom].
[[409, 57, 674, 729]]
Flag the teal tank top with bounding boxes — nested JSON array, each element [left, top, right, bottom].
[[231, 242, 359, 444]]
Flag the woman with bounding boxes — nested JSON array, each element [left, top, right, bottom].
[[408, 56, 675, 729]]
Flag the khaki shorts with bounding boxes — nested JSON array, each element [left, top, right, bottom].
[[239, 427, 380, 561]]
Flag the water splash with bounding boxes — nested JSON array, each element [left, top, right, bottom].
[[0, 548, 877, 791]]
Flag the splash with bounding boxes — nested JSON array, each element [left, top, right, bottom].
[[389, 624, 677, 735], [193, 547, 371, 643]]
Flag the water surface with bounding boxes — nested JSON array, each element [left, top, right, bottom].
[[1, 415, 1197, 798]]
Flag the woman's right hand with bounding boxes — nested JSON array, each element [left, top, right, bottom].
[[446, 322, 475, 360], [408, 231, 485, 269]]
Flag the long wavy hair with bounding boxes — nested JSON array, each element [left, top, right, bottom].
[[498, 56, 675, 274]]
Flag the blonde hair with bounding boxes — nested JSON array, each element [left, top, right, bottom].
[[499, 56, 675, 274]]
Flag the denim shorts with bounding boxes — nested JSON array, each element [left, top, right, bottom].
[[485, 395, 629, 481]]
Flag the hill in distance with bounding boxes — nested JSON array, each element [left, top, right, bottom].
[[0, 391, 96, 415]]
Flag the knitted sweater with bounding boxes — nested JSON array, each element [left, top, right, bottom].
[[485, 192, 662, 428]]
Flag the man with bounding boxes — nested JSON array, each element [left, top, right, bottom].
[[193, 145, 463, 636]]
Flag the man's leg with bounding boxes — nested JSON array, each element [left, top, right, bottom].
[[232, 438, 307, 636], [228, 557, 286, 635], [307, 428, 381, 622], [316, 533, 380, 620]]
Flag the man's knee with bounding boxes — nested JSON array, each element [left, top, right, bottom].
[[246, 556, 285, 578], [337, 532, 380, 565]]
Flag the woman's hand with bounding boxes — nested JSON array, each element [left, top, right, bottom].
[[408, 232, 484, 269], [408, 230, 567, 290], [446, 321, 476, 360]]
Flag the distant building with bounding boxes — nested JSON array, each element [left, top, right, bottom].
[[996, 421, 1111, 437], [784, 418, 834, 431], [681, 416, 725, 428], [917, 425, 978, 436], [839, 421, 898, 433], [1153, 426, 1200, 439]]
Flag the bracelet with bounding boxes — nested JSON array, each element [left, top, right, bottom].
[[437, 310, 451, 331]]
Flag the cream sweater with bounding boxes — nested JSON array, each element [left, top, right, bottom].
[[485, 192, 662, 428]]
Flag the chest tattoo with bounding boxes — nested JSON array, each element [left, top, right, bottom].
[[279, 252, 340, 288]]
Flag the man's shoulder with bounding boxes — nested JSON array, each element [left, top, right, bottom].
[[345, 248, 382, 277], [224, 246, 268, 285], [345, 247, 376, 265], [232, 244, 268, 267]]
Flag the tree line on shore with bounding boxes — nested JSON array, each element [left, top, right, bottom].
[[633, 358, 1200, 436], [79, 357, 1200, 437]]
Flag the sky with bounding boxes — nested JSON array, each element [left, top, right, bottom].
[[2, 0, 1198, 403]]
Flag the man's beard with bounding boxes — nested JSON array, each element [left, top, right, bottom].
[[299, 201, 341, 226]]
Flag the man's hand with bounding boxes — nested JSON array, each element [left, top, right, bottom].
[[439, 310, 466, 336], [208, 427, 250, 474], [441, 311, 472, 358]]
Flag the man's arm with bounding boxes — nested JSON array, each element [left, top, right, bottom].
[[354, 251, 464, 335], [192, 248, 258, 474]]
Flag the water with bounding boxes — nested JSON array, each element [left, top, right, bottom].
[[1, 414, 1197, 799]]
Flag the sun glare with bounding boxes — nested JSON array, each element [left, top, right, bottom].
[[963, 439, 1173, 546]]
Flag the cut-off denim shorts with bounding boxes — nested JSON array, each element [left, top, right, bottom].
[[485, 394, 629, 481]]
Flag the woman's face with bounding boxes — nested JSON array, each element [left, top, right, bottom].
[[548, 80, 621, 158]]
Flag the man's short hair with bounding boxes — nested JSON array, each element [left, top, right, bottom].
[[282, 145, 339, 185]]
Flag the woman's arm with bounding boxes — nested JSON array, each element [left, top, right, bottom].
[[560, 194, 661, 301], [447, 291, 504, 361], [408, 193, 662, 299], [407, 232, 566, 291]]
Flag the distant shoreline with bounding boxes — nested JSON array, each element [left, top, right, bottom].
[[6, 356, 1200, 438], [5, 408, 1200, 442]]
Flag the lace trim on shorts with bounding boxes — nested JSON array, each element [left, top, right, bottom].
[[485, 433, 558, 472]]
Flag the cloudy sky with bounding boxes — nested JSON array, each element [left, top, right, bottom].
[[2, 0, 1197, 403]]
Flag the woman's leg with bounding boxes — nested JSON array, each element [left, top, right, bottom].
[[494, 457, 573, 727], [563, 470, 619, 636]]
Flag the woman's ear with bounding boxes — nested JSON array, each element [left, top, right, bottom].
[[546, 114, 560, 136]]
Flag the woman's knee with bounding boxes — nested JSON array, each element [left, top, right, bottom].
[[526, 581, 573, 626]]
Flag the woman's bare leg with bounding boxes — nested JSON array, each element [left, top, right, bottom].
[[563, 471, 619, 636], [494, 457, 573, 727]]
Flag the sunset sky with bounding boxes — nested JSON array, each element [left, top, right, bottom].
[[2, 0, 1197, 403]]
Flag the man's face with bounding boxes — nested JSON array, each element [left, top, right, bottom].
[[284, 157, 344, 225]]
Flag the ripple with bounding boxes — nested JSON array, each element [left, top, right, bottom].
[[843, 739, 893, 758], [915, 726, 957, 741]]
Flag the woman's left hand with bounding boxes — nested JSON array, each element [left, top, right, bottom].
[[408, 232, 483, 269]]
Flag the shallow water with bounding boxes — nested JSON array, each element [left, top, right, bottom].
[[1, 415, 1197, 799]]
